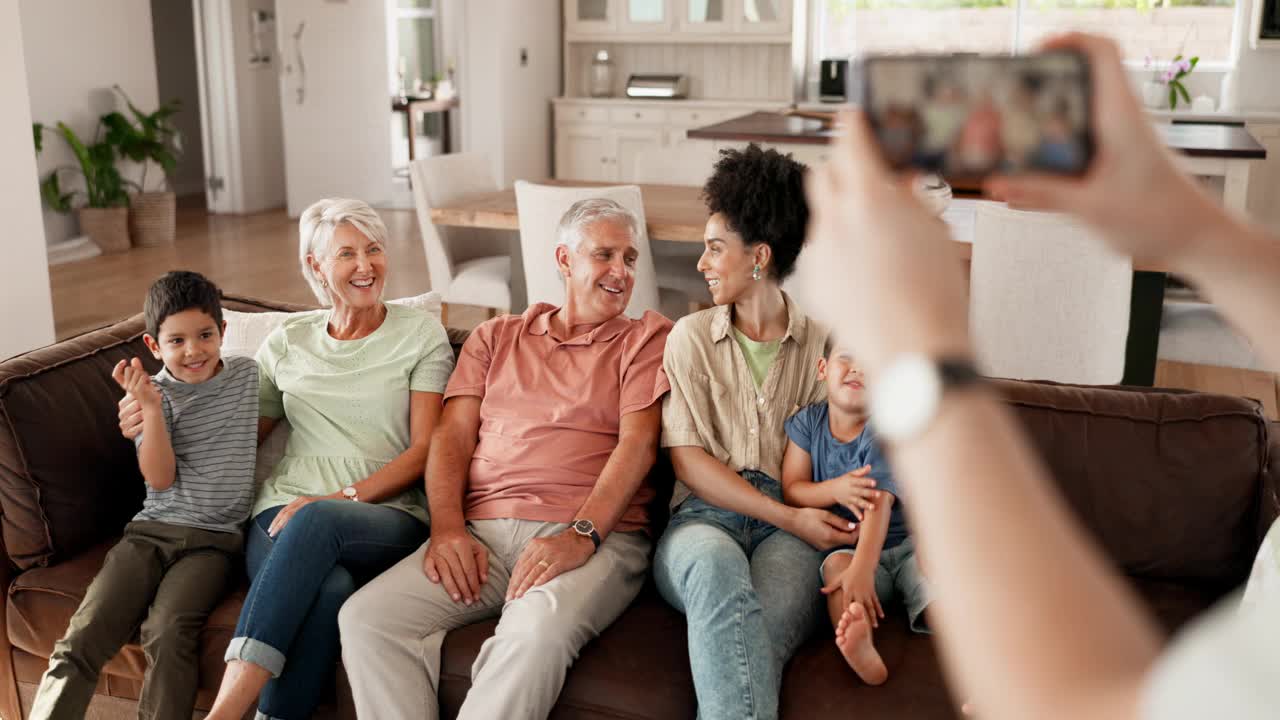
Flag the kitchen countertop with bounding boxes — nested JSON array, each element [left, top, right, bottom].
[[554, 97, 790, 109], [687, 111, 1267, 159]]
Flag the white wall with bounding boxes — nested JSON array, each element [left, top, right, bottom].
[[232, 0, 286, 213], [151, 0, 206, 197], [461, 0, 561, 187], [1, 3, 56, 359], [1225, 0, 1280, 111], [20, 0, 160, 246]]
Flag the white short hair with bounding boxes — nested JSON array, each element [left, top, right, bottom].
[[298, 198, 389, 305], [556, 198, 640, 252]]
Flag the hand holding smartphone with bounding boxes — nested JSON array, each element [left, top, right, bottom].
[[854, 50, 1094, 181]]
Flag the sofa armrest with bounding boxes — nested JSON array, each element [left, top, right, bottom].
[[0, 515, 23, 720]]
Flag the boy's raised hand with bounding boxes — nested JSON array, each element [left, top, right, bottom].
[[823, 561, 884, 628], [112, 358, 160, 412], [832, 465, 879, 520]]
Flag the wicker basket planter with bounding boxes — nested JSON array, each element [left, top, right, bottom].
[[77, 207, 131, 254], [129, 191, 176, 247]]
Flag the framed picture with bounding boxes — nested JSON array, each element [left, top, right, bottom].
[[1253, 0, 1280, 48]]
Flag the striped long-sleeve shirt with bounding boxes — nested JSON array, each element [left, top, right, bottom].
[[133, 354, 259, 534]]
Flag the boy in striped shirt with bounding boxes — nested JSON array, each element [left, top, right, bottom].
[[31, 271, 259, 720]]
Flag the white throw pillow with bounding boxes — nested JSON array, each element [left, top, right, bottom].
[[221, 291, 444, 486]]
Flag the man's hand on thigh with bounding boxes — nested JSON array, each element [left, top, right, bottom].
[[506, 530, 595, 601]]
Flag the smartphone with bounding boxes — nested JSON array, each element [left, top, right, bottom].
[[854, 50, 1094, 181]]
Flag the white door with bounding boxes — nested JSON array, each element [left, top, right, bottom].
[[275, 0, 393, 216], [556, 126, 612, 182]]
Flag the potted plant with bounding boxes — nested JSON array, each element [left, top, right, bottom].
[[103, 85, 183, 247], [32, 119, 132, 254]]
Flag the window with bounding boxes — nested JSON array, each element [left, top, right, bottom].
[[395, 0, 439, 96], [812, 0, 1237, 74]]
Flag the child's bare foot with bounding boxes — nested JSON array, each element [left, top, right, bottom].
[[835, 601, 888, 685]]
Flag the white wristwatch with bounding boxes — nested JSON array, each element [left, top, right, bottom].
[[341, 485, 360, 502], [869, 354, 982, 442]]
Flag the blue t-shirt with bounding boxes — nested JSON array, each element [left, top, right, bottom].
[[784, 402, 908, 550]]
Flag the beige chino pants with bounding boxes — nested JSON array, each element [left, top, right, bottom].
[[339, 518, 650, 720]]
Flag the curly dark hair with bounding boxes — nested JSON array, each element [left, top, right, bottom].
[[701, 143, 809, 281], [144, 270, 224, 338]]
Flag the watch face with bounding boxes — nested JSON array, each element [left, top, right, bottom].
[[573, 519, 594, 534], [870, 354, 942, 441], [342, 486, 357, 498]]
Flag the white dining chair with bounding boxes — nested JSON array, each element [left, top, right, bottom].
[[1158, 298, 1266, 370], [630, 148, 713, 313], [411, 153, 519, 323], [514, 181, 665, 318], [969, 203, 1133, 385]]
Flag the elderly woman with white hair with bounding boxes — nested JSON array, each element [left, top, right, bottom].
[[198, 198, 455, 719]]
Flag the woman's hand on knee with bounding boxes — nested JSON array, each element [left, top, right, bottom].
[[267, 496, 324, 538], [423, 527, 488, 605]]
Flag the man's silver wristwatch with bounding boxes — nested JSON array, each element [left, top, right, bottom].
[[869, 354, 982, 442], [341, 485, 360, 502], [571, 519, 601, 551]]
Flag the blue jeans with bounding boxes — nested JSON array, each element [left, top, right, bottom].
[[654, 471, 823, 720], [226, 500, 426, 720]]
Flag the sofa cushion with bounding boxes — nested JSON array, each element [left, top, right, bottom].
[[997, 380, 1274, 588], [0, 295, 312, 571], [6, 536, 246, 688], [435, 574, 1219, 720]]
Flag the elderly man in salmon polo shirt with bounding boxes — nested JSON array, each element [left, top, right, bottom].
[[338, 197, 673, 720]]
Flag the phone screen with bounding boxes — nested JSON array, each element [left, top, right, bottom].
[[856, 51, 1093, 180]]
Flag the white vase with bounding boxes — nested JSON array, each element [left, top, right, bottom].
[[1142, 80, 1168, 110]]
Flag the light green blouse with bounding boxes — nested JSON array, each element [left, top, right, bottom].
[[253, 303, 455, 523], [732, 327, 782, 389]]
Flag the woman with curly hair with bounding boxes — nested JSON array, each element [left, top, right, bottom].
[[654, 144, 880, 720]]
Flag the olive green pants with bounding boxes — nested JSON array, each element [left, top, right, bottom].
[[30, 521, 242, 720]]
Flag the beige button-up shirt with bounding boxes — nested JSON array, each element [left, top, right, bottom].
[[660, 292, 829, 510]]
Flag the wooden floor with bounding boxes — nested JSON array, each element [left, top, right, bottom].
[[49, 201, 491, 340], [49, 204, 1280, 420]]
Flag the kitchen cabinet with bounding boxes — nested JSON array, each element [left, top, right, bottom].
[[567, 0, 790, 41], [678, 0, 790, 36], [620, 0, 671, 32], [554, 99, 789, 183], [1246, 122, 1280, 234], [567, 0, 616, 33]]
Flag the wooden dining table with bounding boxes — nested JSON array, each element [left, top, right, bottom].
[[429, 180, 992, 261], [429, 180, 1166, 385]]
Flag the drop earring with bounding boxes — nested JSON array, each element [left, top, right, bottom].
[[752, 264, 762, 281]]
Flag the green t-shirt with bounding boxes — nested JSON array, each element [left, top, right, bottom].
[[733, 327, 782, 389], [253, 303, 455, 523]]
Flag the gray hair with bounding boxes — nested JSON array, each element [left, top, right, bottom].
[[556, 198, 640, 252], [298, 198, 389, 305]]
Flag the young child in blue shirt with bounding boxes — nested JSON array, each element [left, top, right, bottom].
[[781, 340, 933, 685]]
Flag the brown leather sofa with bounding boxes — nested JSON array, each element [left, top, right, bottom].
[[0, 295, 1276, 720]]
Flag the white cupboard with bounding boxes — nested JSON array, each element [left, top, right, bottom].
[[567, 0, 790, 42], [554, 99, 838, 184]]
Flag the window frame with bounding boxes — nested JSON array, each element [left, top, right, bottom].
[[802, 0, 1244, 101]]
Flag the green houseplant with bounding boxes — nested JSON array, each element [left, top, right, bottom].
[[32, 117, 132, 253], [103, 85, 183, 247]]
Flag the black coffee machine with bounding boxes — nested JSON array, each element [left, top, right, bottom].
[[819, 58, 849, 102]]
